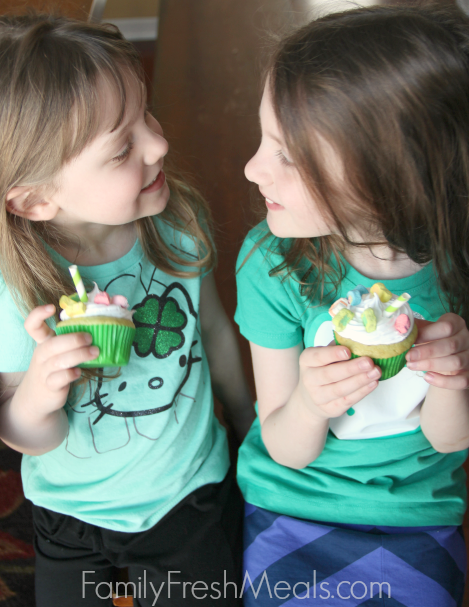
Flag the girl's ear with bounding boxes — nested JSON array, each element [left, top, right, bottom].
[[6, 186, 58, 221]]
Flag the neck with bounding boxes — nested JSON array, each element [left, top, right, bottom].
[[48, 219, 137, 266], [343, 244, 426, 280]]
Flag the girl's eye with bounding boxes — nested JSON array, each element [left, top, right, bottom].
[[112, 141, 134, 162], [275, 150, 294, 167]]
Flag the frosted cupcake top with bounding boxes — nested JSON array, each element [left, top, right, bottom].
[[328, 282, 413, 346], [59, 283, 134, 322]]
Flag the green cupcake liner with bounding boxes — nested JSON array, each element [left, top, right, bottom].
[[349, 351, 407, 381], [55, 322, 135, 368]]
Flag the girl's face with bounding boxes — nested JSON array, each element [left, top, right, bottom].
[[46, 79, 169, 229], [245, 83, 339, 239]]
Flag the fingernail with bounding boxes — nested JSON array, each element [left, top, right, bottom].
[[341, 349, 350, 360], [84, 334, 93, 345], [407, 349, 420, 362], [359, 358, 372, 371], [90, 347, 99, 357], [367, 368, 380, 379], [45, 304, 55, 312]]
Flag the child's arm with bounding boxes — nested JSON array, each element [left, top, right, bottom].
[[0, 305, 98, 455], [199, 273, 255, 441], [407, 314, 469, 453], [251, 343, 380, 469], [251, 341, 380, 469]]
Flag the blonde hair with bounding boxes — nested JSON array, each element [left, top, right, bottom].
[[0, 12, 215, 319]]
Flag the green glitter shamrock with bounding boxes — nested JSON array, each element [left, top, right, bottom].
[[133, 294, 187, 358]]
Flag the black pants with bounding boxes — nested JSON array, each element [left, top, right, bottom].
[[32, 468, 243, 606]]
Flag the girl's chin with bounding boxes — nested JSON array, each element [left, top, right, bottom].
[[140, 182, 170, 214], [266, 214, 330, 239], [266, 214, 291, 238]]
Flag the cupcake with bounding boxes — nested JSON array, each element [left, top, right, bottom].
[[329, 282, 418, 380], [55, 279, 135, 368]]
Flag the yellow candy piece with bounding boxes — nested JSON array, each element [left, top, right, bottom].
[[59, 295, 86, 317], [59, 295, 74, 309], [362, 308, 377, 333], [332, 308, 354, 332], [370, 282, 392, 303]]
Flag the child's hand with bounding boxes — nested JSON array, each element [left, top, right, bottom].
[[297, 344, 381, 420], [406, 314, 469, 390], [18, 305, 99, 416]]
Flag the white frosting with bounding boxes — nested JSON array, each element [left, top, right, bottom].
[[336, 291, 413, 345], [59, 283, 134, 322]]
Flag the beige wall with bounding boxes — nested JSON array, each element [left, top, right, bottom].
[[102, 0, 159, 19]]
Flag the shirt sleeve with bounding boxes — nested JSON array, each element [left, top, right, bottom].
[[235, 228, 303, 349], [0, 281, 35, 373]]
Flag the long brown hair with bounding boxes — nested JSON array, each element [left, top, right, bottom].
[[0, 12, 215, 319], [258, 3, 469, 321]]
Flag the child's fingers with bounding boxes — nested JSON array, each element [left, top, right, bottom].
[[46, 367, 82, 392], [300, 344, 351, 369], [47, 346, 100, 374], [313, 355, 378, 386], [35, 332, 93, 363], [24, 305, 57, 344], [423, 371, 469, 391], [407, 349, 469, 373], [413, 314, 465, 345], [304, 365, 381, 406], [407, 330, 468, 365]]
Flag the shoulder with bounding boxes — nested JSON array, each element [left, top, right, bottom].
[[0, 273, 35, 373], [235, 222, 305, 347]]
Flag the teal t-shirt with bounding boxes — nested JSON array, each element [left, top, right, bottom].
[[235, 222, 467, 526], [0, 218, 230, 532]]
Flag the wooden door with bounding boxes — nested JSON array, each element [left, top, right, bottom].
[[0, 0, 93, 19]]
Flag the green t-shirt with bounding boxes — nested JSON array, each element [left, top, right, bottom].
[[0, 218, 229, 532], [235, 222, 467, 526]]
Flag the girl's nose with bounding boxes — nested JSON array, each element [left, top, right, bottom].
[[143, 131, 169, 166], [245, 148, 268, 186], [143, 115, 169, 165]]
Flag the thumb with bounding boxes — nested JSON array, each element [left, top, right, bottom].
[[412, 318, 434, 345], [24, 305, 56, 344]]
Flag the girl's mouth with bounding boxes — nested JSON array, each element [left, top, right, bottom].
[[141, 170, 165, 193], [265, 197, 283, 211]]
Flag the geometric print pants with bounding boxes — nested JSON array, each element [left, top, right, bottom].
[[242, 503, 466, 606]]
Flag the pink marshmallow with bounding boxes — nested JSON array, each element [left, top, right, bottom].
[[111, 295, 129, 308], [395, 313, 410, 334], [94, 292, 111, 305]]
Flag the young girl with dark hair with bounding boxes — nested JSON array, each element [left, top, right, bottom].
[[236, 4, 469, 605], [0, 12, 253, 607]]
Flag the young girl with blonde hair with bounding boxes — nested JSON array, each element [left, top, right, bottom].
[[236, 3, 469, 605], [0, 12, 252, 607]]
